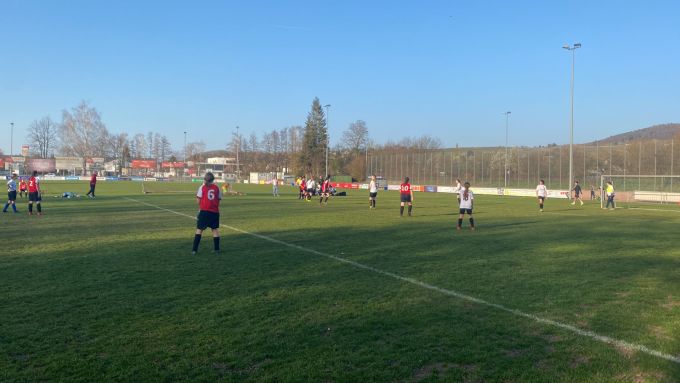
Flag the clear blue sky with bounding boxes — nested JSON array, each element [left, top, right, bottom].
[[1, 0, 679, 154]]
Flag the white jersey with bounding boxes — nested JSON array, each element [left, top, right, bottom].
[[458, 189, 473, 209], [306, 179, 315, 189], [7, 179, 17, 192], [369, 180, 377, 193], [536, 184, 547, 197]]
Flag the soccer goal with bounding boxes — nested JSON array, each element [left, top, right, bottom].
[[599, 175, 680, 210]]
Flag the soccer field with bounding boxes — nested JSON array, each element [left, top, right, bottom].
[[2, 181, 679, 382]]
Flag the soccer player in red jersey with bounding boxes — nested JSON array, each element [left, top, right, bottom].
[[192, 172, 222, 255], [19, 178, 28, 198], [27, 171, 43, 216], [319, 175, 331, 206], [399, 176, 414, 217], [299, 176, 306, 200], [86, 171, 97, 198]]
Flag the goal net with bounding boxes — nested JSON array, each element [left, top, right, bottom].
[[599, 175, 680, 210]]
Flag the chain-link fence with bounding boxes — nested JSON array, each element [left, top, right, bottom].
[[368, 139, 678, 192]]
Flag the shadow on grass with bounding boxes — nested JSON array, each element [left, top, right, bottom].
[[2, 217, 680, 382]]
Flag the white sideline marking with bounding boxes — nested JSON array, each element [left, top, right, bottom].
[[125, 197, 680, 365]]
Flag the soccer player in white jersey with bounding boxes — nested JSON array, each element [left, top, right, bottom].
[[457, 181, 475, 231], [3, 173, 19, 213], [369, 175, 378, 209], [453, 178, 462, 204], [305, 177, 316, 201], [536, 179, 547, 212]]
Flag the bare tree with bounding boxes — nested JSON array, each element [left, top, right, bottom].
[[159, 135, 172, 162], [186, 141, 206, 161], [342, 120, 369, 153], [130, 133, 148, 159], [109, 133, 129, 174], [27, 116, 58, 158], [58, 101, 110, 174]]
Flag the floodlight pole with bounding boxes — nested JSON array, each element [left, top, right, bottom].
[[323, 104, 331, 177], [10, 122, 14, 156], [563, 43, 581, 192], [503, 111, 511, 189]]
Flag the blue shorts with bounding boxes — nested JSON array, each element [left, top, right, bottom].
[[459, 208, 473, 215]]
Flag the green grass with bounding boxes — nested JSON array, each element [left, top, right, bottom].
[[1, 181, 679, 382]]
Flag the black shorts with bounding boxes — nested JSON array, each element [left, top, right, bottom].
[[369, 192, 377, 198], [28, 192, 41, 202], [197, 211, 220, 230], [400, 194, 412, 203], [8, 191, 17, 201], [538, 196, 545, 202], [459, 208, 473, 215]]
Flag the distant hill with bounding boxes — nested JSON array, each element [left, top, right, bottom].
[[592, 123, 680, 144]]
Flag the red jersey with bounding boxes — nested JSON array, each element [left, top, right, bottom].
[[19, 180, 27, 191], [28, 176, 40, 193], [90, 174, 97, 185], [196, 183, 222, 213], [321, 180, 330, 192], [400, 183, 411, 195]]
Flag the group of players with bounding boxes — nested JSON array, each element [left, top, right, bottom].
[[3, 171, 43, 215], [296, 175, 333, 206]]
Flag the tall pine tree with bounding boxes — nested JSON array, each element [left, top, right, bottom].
[[298, 97, 327, 176]]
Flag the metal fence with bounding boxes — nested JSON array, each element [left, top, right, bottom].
[[368, 139, 677, 192]]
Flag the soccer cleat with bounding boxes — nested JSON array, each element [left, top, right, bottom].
[[470, 227, 476, 231], [539, 209, 543, 212], [456, 226, 461, 230], [191, 251, 197, 255], [571, 202, 575, 205], [580, 201, 584, 206]]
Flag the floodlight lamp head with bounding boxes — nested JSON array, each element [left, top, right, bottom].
[[574, 43, 582, 48], [562, 44, 570, 50], [324, 104, 331, 108]]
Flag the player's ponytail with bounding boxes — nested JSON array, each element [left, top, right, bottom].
[[463, 181, 470, 200], [405, 177, 410, 184]]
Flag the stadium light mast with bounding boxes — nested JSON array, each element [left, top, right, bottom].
[[183, 131, 187, 162], [10, 122, 14, 156], [563, 42, 581, 191], [323, 104, 331, 177], [503, 111, 511, 189]]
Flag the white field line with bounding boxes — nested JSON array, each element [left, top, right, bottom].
[[125, 197, 680, 365], [625, 207, 680, 213]]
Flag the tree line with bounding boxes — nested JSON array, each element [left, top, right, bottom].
[[20, 98, 443, 179]]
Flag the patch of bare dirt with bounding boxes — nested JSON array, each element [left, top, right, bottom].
[[661, 295, 680, 310], [413, 363, 452, 382], [569, 355, 590, 369]]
